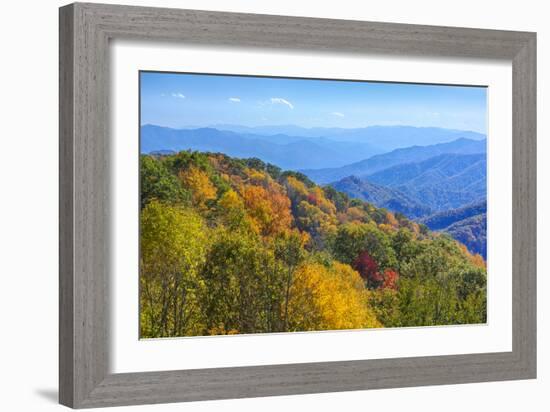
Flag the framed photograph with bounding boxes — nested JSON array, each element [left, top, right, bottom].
[[59, 2, 536, 408]]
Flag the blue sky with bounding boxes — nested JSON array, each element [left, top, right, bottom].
[[140, 71, 487, 133]]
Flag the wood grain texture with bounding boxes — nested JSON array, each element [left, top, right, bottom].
[[59, 2, 537, 408], [512, 35, 537, 374], [59, 4, 74, 406]]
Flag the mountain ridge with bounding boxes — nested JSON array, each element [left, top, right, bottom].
[[329, 152, 486, 216], [330, 176, 432, 219], [303, 137, 486, 184], [140, 124, 382, 170], [211, 124, 486, 147], [420, 200, 487, 230], [363, 153, 486, 212]]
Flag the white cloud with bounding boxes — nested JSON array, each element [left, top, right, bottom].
[[331, 112, 345, 117], [229, 97, 241, 103], [171, 92, 186, 99], [270, 97, 294, 109]]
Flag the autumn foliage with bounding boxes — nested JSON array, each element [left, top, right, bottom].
[[381, 269, 399, 290], [353, 251, 383, 288], [139, 151, 487, 338], [178, 165, 217, 209]]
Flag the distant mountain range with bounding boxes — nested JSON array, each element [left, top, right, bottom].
[[212, 124, 485, 151], [141, 125, 382, 170], [142, 125, 485, 169], [302, 138, 486, 184], [421, 201, 487, 258]]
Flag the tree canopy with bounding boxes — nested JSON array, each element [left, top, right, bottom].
[[139, 152, 487, 338]]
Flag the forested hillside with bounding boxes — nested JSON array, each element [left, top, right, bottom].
[[421, 200, 487, 230], [421, 201, 487, 258], [331, 176, 431, 218], [366, 153, 486, 211], [330, 152, 485, 213], [444, 214, 487, 259], [303, 137, 486, 184], [140, 151, 487, 338]]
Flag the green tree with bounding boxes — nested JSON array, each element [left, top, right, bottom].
[[390, 236, 487, 326], [201, 229, 287, 334], [140, 155, 188, 208], [140, 200, 209, 337], [331, 222, 397, 270], [274, 230, 306, 331], [295, 201, 337, 250], [216, 189, 248, 230]]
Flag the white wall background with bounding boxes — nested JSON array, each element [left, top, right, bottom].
[[0, 0, 546, 411]]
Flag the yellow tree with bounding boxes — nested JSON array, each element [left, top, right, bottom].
[[244, 167, 269, 186], [288, 261, 381, 331], [296, 201, 337, 249], [140, 200, 209, 338], [243, 185, 292, 236], [342, 206, 369, 224], [457, 243, 486, 269], [178, 165, 217, 209], [217, 189, 247, 229], [307, 186, 337, 216], [284, 175, 309, 201], [385, 211, 399, 228]]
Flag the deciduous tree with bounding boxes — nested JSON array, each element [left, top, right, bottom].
[[140, 200, 209, 337], [288, 261, 380, 331], [178, 165, 217, 209]]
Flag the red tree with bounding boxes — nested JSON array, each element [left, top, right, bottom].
[[381, 269, 399, 290], [353, 251, 383, 288], [307, 193, 318, 206]]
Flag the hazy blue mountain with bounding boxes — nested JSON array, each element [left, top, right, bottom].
[[331, 176, 432, 219], [213, 124, 485, 151], [212, 124, 353, 138], [445, 213, 487, 258], [320, 126, 485, 150], [245, 133, 383, 160], [420, 200, 487, 257], [140, 125, 381, 170], [303, 138, 486, 184], [366, 153, 486, 211], [330, 153, 485, 219], [420, 200, 487, 230], [367, 153, 485, 186], [330, 174, 487, 257]]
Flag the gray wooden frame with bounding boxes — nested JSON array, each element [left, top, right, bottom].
[[59, 2, 536, 408]]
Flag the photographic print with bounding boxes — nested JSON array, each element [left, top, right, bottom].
[[139, 72, 487, 339]]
